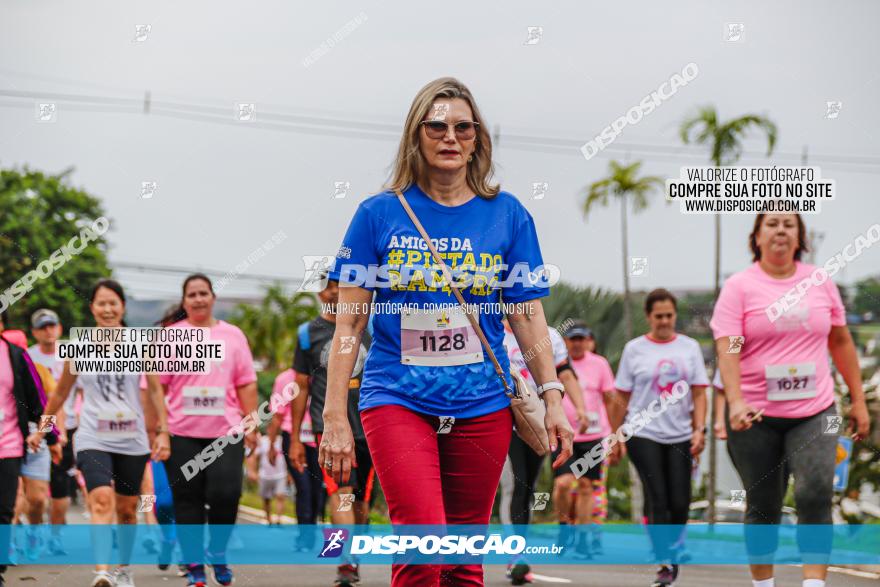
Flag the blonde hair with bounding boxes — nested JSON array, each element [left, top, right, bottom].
[[386, 77, 499, 198]]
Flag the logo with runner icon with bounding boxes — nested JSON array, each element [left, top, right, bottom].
[[38, 415, 56, 433], [532, 492, 550, 511], [318, 528, 349, 558], [337, 494, 355, 512], [727, 336, 744, 354], [437, 416, 455, 434], [824, 416, 842, 434], [298, 255, 334, 292], [730, 489, 745, 505], [436, 312, 451, 328], [137, 494, 156, 513]]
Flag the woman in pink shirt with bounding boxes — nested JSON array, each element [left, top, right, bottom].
[[0, 310, 59, 585], [158, 274, 258, 587], [711, 213, 870, 587]]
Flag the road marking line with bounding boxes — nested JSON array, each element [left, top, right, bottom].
[[238, 504, 297, 524], [530, 573, 572, 583]]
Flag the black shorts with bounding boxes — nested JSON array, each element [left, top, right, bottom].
[[553, 439, 604, 481], [50, 428, 77, 498], [316, 434, 375, 502], [77, 450, 149, 496]]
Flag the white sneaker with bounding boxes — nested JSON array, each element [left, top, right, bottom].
[[113, 566, 134, 587], [90, 570, 115, 587]]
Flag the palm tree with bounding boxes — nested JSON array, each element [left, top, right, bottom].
[[583, 160, 664, 342], [542, 281, 648, 370], [679, 107, 778, 297], [680, 107, 777, 525]]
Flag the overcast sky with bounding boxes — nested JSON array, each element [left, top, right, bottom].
[[2, 0, 879, 300]]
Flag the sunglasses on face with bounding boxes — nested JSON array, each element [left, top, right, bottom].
[[420, 120, 479, 140]]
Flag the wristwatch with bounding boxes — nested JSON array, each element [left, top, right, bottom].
[[536, 381, 565, 399]]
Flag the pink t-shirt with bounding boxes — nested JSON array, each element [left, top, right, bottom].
[[271, 369, 295, 434], [565, 351, 615, 442], [271, 369, 317, 447], [710, 261, 845, 418], [160, 320, 257, 438], [0, 340, 24, 458]]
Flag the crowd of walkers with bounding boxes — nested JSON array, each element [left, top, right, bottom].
[[0, 73, 871, 587]]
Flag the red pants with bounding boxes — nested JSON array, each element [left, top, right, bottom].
[[361, 404, 512, 587]]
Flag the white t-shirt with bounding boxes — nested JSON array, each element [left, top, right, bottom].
[[614, 334, 709, 444], [75, 372, 149, 455], [257, 436, 287, 481], [28, 345, 82, 430]]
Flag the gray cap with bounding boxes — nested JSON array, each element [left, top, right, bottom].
[[564, 320, 593, 339], [31, 309, 60, 329]]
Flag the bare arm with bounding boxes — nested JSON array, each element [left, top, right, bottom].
[[29, 361, 76, 449], [828, 326, 865, 404], [713, 387, 727, 439], [691, 385, 707, 432], [42, 361, 76, 418], [690, 385, 708, 456], [144, 374, 170, 460], [286, 372, 310, 472], [714, 337, 743, 405], [828, 325, 870, 439], [235, 382, 259, 417], [289, 373, 309, 442], [145, 374, 168, 432], [322, 285, 372, 484], [324, 286, 372, 420], [602, 391, 615, 425], [715, 337, 760, 431], [609, 390, 631, 433], [559, 369, 587, 433], [560, 369, 585, 412]]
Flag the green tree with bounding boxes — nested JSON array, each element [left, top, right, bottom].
[[228, 284, 318, 371], [853, 277, 880, 318], [582, 160, 663, 342], [679, 106, 778, 297], [0, 167, 111, 331]]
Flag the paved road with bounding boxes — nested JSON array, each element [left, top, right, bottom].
[[5, 504, 878, 586]]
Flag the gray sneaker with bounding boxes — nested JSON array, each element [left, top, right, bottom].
[[90, 570, 114, 587], [113, 566, 134, 587]]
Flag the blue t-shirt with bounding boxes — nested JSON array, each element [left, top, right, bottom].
[[328, 184, 549, 419]]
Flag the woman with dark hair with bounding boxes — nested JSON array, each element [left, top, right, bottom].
[[321, 77, 572, 587], [159, 274, 258, 587], [29, 280, 170, 587], [711, 214, 870, 587], [609, 288, 709, 587]]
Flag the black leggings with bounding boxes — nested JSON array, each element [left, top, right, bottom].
[[166, 435, 244, 564], [0, 457, 21, 575], [626, 435, 692, 561], [500, 434, 545, 526], [726, 402, 837, 558]]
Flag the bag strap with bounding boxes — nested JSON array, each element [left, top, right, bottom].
[[394, 188, 515, 398]]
